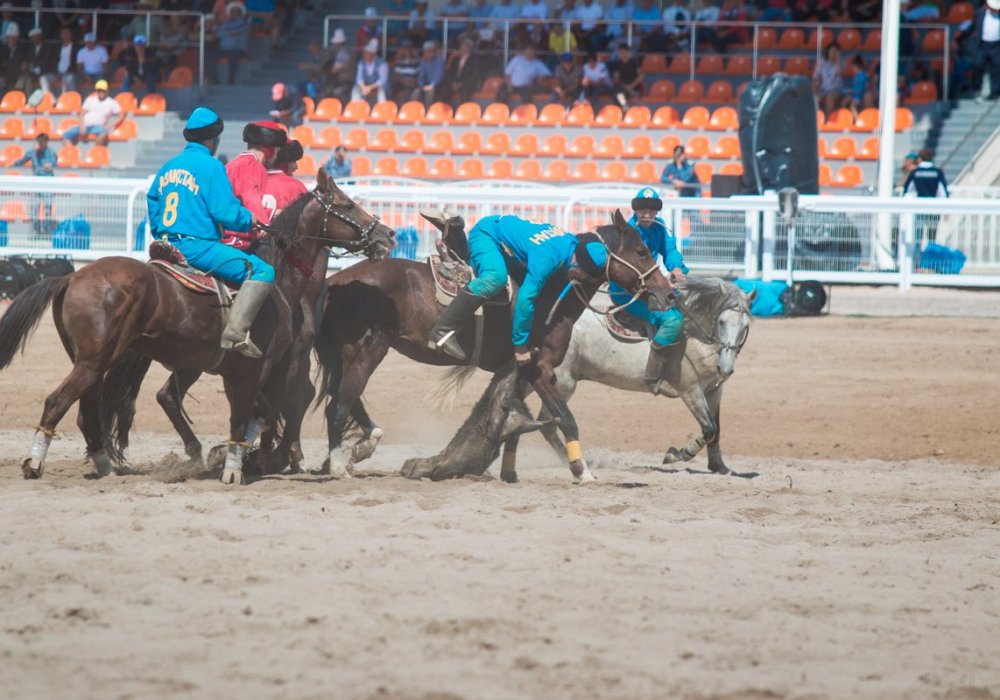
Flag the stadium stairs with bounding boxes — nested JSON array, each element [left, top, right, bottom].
[[929, 98, 1000, 185]]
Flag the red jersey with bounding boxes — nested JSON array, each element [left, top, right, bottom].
[[263, 169, 308, 221], [223, 152, 270, 250]]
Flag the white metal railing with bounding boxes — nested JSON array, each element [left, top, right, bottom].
[[3, 176, 999, 290]]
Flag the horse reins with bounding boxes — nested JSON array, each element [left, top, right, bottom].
[[307, 189, 384, 259], [565, 230, 662, 317]]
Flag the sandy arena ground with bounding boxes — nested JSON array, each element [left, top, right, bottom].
[[1, 285, 999, 699]]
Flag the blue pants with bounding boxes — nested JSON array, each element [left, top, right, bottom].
[[465, 227, 508, 298], [171, 236, 275, 284], [609, 281, 684, 346]]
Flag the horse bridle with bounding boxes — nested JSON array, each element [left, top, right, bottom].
[[309, 189, 384, 258], [568, 230, 662, 316]]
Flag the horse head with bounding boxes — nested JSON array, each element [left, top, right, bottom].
[[716, 285, 754, 378], [310, 169, 396, 260], [678, 278, 754, 380], [592, 209, 673, 311]]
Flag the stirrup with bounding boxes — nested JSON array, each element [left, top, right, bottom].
[[222, 330, 263, 359]]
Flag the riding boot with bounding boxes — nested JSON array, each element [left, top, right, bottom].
[[221, 280, 273, 359], [645, 340, 685, 395], [428, 287, 487, 361]]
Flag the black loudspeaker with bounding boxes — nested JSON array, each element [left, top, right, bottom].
[[711, 174, 743, 198], [739, 74, 820, 194]]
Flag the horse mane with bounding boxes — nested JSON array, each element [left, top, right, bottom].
[[677, 277, 748, 324], [593, 224, 623, 251], [269, 190, 312, 239]]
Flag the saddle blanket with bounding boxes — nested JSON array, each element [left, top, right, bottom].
[[428, 255, 511, 309], [148, 240, 234, 296]]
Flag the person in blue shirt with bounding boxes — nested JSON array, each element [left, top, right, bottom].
[[614, 187, 689, 394], [660, 145, 701, 197], [14, 132, 58, 237], [421, 209, 609, 364], [147, 106, 274, 359]]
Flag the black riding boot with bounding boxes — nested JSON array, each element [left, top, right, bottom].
[[428, 287, 487, 361], [645, 340, 686, 395]]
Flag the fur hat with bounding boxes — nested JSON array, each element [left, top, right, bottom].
[[631, 186, 663, 212], [275, 139, 303, 165], [574, 233, 609, 278], [183, 106, 224, 142], [242, 120, 286, 147]]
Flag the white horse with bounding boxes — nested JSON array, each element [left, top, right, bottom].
[[498, 277, 754, 481]]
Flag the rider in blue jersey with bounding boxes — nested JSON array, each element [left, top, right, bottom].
[[147, 107, 274, 359], [421, 210, 609, 363], [613, 187, 689, 394]]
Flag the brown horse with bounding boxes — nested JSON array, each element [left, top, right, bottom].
[[314, 209, 673, 482], [0, 169, 394, 483]]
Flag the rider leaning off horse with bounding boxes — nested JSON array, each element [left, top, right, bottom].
[[617, 187, 689, 395], [421, 210, 610, 364], [146, 108, 274, 360]]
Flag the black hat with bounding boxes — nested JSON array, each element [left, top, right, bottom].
[[183, 106, 224, 142], [275, 139, 303, 165], [630, 186, 663, 212], [242, 120, 287, 147]]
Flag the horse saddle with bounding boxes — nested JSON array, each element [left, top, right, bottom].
[[428, 254, 511, 312], [148, 240, 235, 297], [603, 309, 649, 344]]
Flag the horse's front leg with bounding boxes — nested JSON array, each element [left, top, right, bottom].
[[500, 434, 520, 483], [527, 365, 595, 483], [663, 384, 721, 471], [220, 368, 266, 486], [703, 386, 728, 474]]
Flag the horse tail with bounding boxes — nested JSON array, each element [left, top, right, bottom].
[[100, 350, 152, 464], [311, 282, 343, 411], [426, 364, 478, 411], [0, 276, 70, 370]]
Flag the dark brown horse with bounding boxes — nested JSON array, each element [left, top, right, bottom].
[[0, 169, 394, 483], [314, 209, 673, 482]]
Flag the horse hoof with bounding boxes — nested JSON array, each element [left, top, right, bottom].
[[662, 447, 684, 464], [708, 464, 731, 475], [327, 448, 354, 479], [90, 451, 115, 478], [500, 471, 519, 484], [570, 459, 597, 483], [21, 458, 42, 480], [351, 427, 383, 463], [219, 468, 245, 485], [309, 462, 331, 476]]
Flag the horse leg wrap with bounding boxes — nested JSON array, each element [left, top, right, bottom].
[[29, 431, 53, 463], [224, 442, 245, 470], [566, 440, 583, 463], [243, 418, 265, 445]]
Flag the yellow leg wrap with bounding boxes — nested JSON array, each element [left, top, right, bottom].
[[566, 440, 583, 463]]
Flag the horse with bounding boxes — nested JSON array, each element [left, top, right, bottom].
[[0, 169, 395, 484], [515, 277, 754, 480], [313, 209, 674, 482]]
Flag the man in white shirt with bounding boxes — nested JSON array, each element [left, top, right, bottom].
[[353, 39, 388, 106], [504, 45, 550, 103], [56, 27, 78, 94], [62, 79, 124, 146], [75, 32, 108, 88]]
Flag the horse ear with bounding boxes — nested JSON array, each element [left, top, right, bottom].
[[316, 166, 331, 192], [612, 208, 628, 232], [745, 288, 757, 304]]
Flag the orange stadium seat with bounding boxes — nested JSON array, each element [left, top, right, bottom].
[[652, 135, 682, 158], [817, 137, 827, 158], [298, 155, 317, 176], [0, 117, 23, 139], [594, 105, 623, 127], [696, 55, 724, 75], [452, 102, 481, 125], [137, 93, 165, 115], [719, 162, 743, 176], [398, 129, 424, 152], [676, 80, 705, 103], [339, 100, 370, 122], [51, 91, 81, 114], [536, 103, 566, 126], [601, 161, 628, 182], [567, 134, 596, 157], [651, 106, 678, 127], [459, 158, 485, 179], [833, 164, 862, 187], [291, 124, 314, 147], [0, 144, 23, 166], [542, 160, 570, 182], [396, 100, 425, 123], [373, 156, 399, 176], [784, 56, 811, 76], [947, 1, 974, 22], [896, 107, 914, 131], [24, 118, 52, 139], [778, 27, 805, 49], [837, 28, 862, 51], [596, 135, 625, 158], [862, 29, 882, 51], [623, 105, 651, 128], [851, 108, 879, 132], [509, 103, 538, 126], [515, 159, 542, 180], [368, 101, 399, 123], [710, 135, 740, 159], [423, 102, 453, 124], [922, 30, 945, 53], [644, 79, 676, 102], [80, 145, 110, 169], [474, 76, 504, 100], [369, 129, 398, 151], [630, 161, 658, 183], [641, 54, 667, 73], [57, 144, 80, 168], [705, 81, 734, 104], [55, 118, 79, 138], [707, 106, 738, 130], [694, 162, 713, 184], [806, 28, 834, 50], [667, 54, 692, 75], [109, 119, 138, 142], [827, 137, 856, 160], [352, 156, 371, 176], [566, 103, 594, 126], [430, 158, 457, 178], [314, 126, 341, 148], [685, 136, 710, 159], [756, 27, 777, 48], [0, 90, 26, 112], [343, 128, 367, 150], [725, 55, 753, 75], [756, 56, 781, 76], [511, 133, 540, 157], [487, 159, 513, 179], [453, 131, 482, 155], [540, 133, 568, 157], [1, 199, 28, 221], [908, 81, 938, 104], [819, 163, 833, 187], [856, 137, 879, 160], [625, 134, 652, 158], [821, 108, 853, 132], [114, 92, 137, 114], [28, 92, 54, 113], [165, 67, 193, 88], [481, 132, 511, 156], [424, 130, 454, 154], [302, 96, 314, 120], [480, 102, 510, 125], [571, 161, 599, 182], [681, 105, 709, 129], [400, 156, 430, 178]]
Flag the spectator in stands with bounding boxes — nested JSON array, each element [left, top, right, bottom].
[[503, 44, 551, 104], [439, 37, 481, 107], [13, 132, 57, 238], [661, 145, 701, 198], [759, 0, 792, 21], [609, 41, 642, 109], [469, 0, 493, 29], [119, 34, 161, 96], [440, 0, 470, 43], [387, 0, 414, 44], [718, 0, 749, 50], [847, 54, 875, 116], [26, 27, 59, 96], [269, 82, 294, 126], [297, 39, 325, 99], [325, 28, 354, 102], [1, 23, 27, 93], [604, 0, 630, 46], [0, 3, 19, 39], [323, 145, 352, 179], [160, 15, 190, 76], [553, 0, 576, 20], [661, 0, 691, 50], [354, 39, 388, 106], [390, 39, 421, 102], [969, 0, 1000, 101], [128, 3, 163, 45], [63, 79, 124, 146], [552, 52, 581, 106], [55, 27, 78, 94], [575, 0, 606, 52], [901, 0, 940, 22], [408, 1, 436, 46], [216, 2, 250, 85], [414, 39, 444, 106], [547, 21, 578, 63], [521, 0, 549, 43], [813, 42, 844, 116], [358, 7, 384, 49], [846, 0, 881, 22], [691, 0, 727, 54], [903, 147, 949, 244], [491, 0, 522, 24], [580, 51, 611, 103], [632, 0, 664, 52]]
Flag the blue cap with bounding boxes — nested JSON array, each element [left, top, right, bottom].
[[183, 107, 224, 141], [584, 240, 608, 267], [561, 52, 573, 62], [575, 232, 609, 277]]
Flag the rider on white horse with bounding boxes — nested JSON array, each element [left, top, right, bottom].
[[610, 187, 689, 395]]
